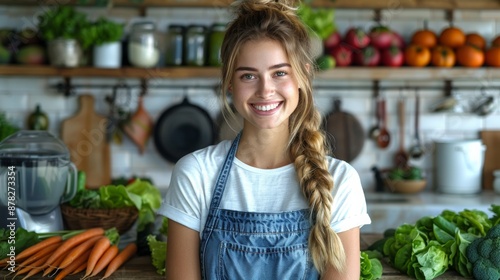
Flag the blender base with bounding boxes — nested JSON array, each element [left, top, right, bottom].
[[16, 207, 65, 233]]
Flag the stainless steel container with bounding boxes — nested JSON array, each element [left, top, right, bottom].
[[47, 39, 82, 67]]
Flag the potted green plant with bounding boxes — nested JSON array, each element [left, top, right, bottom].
[[297, 3, 336, 59], [81, 18, 124, 68], [37, 6, 90, 67]]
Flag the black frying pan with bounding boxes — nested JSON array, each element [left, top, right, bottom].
[[153, 97, 216, 163]]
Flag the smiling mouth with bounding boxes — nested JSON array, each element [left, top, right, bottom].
[[252, 102, 281, 112]]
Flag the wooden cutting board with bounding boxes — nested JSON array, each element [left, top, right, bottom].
[[480, 130, 500, 190], [61, 94, 111, 189], [323, 98, 364, 162]]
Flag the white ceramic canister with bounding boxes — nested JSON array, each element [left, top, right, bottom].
[[435, 139, 486, 194], [93, 41, 122, 68]]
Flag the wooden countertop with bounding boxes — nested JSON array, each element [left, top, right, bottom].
[[0, 234, 465, 279]]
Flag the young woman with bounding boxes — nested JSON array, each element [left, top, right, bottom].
[[159, 0, 371, 279]]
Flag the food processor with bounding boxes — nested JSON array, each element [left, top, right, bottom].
[[0, 131, 77, 232]]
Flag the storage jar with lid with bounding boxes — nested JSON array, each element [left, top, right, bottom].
[[184, 25, 207, 66], [208, 23, 226, 66], [165, 25, 185, 66], [128, 21, 160, 68]]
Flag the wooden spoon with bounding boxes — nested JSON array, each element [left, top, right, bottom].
[[394, 98, 409, 168], [376, 97, 391, 149]]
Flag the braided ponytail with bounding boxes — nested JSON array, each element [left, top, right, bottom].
[[220, 0, 346, 274]]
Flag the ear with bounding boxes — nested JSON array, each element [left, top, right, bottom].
[[228, 83, 233, 93]]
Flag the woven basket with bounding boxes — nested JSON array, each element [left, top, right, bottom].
[[61, 203, 139, 234]]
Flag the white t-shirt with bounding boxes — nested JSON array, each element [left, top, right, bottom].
[[158, 140, 371, 238]]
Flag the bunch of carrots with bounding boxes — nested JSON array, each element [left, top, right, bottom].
[[0, 227, 137, 280]]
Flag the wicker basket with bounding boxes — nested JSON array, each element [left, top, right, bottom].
[[60, 203, 139, 234]]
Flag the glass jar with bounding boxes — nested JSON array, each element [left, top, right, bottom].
[[165, 25, 185, 66], [184, 25, 207, 66], [494, 170, 500, 194], [128, 21, 160, 68], [208, 23, 226, 66]]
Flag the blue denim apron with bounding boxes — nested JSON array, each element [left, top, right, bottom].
[[200, 134, 320, 280]]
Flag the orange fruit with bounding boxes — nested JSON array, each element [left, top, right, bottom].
[[439, 26, 466, 49], [404, 44, 431, 67], [465, 33, 486, 50], [431, 45, 455, 67], [492, 35, 500, 47], [411, 29, 438, 49], [485, 46, 500, 67], [455, 44, 484, 67]]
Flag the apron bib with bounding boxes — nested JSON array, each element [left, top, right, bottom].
[[200, 133, 319, 280]]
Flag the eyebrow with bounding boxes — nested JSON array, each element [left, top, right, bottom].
[[235, 63, 291, 72]]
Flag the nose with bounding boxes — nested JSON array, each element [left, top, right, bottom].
[[257, 76, 275, 98]]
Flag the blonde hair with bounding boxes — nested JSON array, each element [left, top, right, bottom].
[[219, 0, 346, 275]]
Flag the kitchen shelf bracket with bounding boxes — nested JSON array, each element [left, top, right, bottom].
[[444, 80, 453, 96], [58, 77, 76, 97], [372, 80, 380, 98]]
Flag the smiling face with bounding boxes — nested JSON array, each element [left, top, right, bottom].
[[230, 39, 300, 132]]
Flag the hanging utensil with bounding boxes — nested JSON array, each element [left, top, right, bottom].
[[394, 97, 409, 168], [409, 89, 424, 159], [123, 93, 154, 154], [368, 97, 380, 142], [376, 96, 390, 149]]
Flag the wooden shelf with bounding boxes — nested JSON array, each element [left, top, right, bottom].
[[2, 0, 500, 9], [0, 65, 221, 79], [2, 65, 500, 81]]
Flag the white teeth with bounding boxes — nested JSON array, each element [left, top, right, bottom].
[[253, 103, 279, 111]]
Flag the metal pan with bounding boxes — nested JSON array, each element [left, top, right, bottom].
[[153, 97, 216, 163]]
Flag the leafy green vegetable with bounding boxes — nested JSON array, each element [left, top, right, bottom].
[[377, 205, 500, 279], [0, 227, 39, 259], [159, 217, 169, 236], [360, 250, 383, 280], [69, 188, 101, 208], [388, 166, 423, 180], [99, 185, 141, 209], [126, 179, 162, 232], [67, 178, 162, 233], [147, 234, 166, 275], [297, 4, 336, 40]]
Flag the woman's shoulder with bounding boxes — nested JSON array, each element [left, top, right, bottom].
[[175, 140, 232, 168], [325, 156, 358, 175]]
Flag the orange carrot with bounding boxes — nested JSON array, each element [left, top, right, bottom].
[[54, 250, 91, 280], [15, 236, 62, 262], [84, 236, 111, 277], [58, 235, 101, 269], [88, 245, 119, 277], [15, 252, 51, 277], [101, 243, 137, 279], [44, 228, 104, 267], [70, 261, 88, 275], [42, 251, 69, 277], [16, 242, 61, 268]]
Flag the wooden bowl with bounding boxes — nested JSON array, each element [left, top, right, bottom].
[[385, 179, 427, 194]]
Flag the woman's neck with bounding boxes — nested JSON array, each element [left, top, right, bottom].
[[236, 127, 292, 169]]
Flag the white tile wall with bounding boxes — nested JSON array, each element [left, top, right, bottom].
[[1, 5, 500, 195]]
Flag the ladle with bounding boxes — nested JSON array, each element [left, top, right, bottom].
[[409, 90, 424, 159], [376, 97, 391, 149], [394, 98, 409, 168]]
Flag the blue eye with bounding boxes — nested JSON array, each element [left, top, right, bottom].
[[242, 73, 255, 80], [275, 71, 287, 77]]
